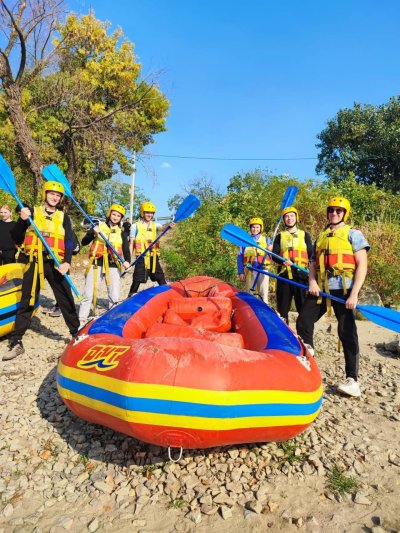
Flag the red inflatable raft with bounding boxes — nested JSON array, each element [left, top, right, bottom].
[[57, 276, 322, 449]]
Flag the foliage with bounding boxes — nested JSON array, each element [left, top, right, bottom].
[[327, 464, 359, 496], [164, 170, 400, 305], [316, 97, 400, 193], [0, 3, 169, 201], [94, 178, 147, 219]]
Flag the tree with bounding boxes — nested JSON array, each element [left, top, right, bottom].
[[316, 97, 400, 192], [94, 178, 147, 219], [0, 2, 169, 200]]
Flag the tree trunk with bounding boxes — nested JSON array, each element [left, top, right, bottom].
[[4, 84, 43, 196]]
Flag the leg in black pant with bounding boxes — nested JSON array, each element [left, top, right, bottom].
[[276, 277, 293, 323], [330, 290, 359, 380], [149, 257, 166, 285], [44, 261, 79, 337], [296, 294, 327, 348]]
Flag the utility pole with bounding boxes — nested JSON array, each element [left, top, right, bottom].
[[129, 153, 136, 225]]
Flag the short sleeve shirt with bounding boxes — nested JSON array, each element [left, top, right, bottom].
[[130, 221, 162, 239]]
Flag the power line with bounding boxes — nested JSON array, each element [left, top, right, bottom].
[[150, 154, 318, 162]]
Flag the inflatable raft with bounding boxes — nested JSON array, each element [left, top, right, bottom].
[[0, 263, 39, 338], [57, 276, 322, 449]]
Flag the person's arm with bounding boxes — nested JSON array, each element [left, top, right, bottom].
[[237, 247, 245, 282], [10, 208, 31, 245], [305, 231, 313, 261], [121, 230, 131, 268], [272, 234, 282, 265], [81, 228, 95, 247], [63, 214, 75, 266], [346, 249, 368, 309]]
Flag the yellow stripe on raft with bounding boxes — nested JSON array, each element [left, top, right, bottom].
[[57, 384, 321, 430], [58, 362, 323, 405]]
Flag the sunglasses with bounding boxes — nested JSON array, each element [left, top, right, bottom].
[[327, 207, 344, 214]]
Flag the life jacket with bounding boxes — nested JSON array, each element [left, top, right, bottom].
[[88, 222, 123, 261], [23, 206, 65, 303], [315, 224, 355, 296], [280, 229, 309, 279], [134, 220, 160, 272], [243, 235, 271, 267], [86, 222, 124, 294], [23, 206, 65, 261]]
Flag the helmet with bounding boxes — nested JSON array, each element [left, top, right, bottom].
[[107, 203, 126, 218], [281, 206, 300, 224], [249, 217, 264, 232], [42, 181, 64, 201], [140, 201, 156, 217], [327, 197, 351, 222]]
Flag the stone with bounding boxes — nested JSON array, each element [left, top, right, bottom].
[[220, 506, 233, 520]]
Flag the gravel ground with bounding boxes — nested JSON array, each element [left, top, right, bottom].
[[1, 271, 399, 533]]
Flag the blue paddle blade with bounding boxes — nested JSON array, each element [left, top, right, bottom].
[[174, 194, 200, 222], [220, 223, 264, 250], [42, 164, 73, 197], [357, 305, 400, 334], [0, 154, 17, 194], [280, 185, 298, 211]]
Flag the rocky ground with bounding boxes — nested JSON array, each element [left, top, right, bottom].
[[0, 272, 399, 533]]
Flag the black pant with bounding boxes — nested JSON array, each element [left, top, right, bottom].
[[0, 250, 16, 265], [276, 273, 307, 323], [10, 258, 80, 342], [128, 256, 166, 296], [296, 290, 360, 380]]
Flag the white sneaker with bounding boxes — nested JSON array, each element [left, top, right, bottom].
[[337, 377, 361, 398]]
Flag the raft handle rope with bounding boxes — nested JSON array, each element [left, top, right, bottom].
[[168, 446, 183, 463]]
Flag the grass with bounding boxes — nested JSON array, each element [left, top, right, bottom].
[[277, 440, 304, 465], [328, 464, 359, 495], [168, 499, 187, 510]]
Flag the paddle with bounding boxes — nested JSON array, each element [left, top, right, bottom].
[[0, 155, 81, 298], [220, 223, 309, 275], [122, 194, 201, 276], [247, 265, 400, 334], [42, 164, 126, 266], [251, 185, 299, 291]]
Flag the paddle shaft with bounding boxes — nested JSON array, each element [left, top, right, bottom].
[[248, 265, 352, 305], [0, 180, 80, 298], [121, 224, 170, 277], [70, 197, 126, 266]]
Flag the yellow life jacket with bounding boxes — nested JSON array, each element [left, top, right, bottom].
[[23, 206, 65, 302], [315, 224, 356, 295], [134, 220, 160, 272], [243, 235, 271, 266], [86, 222, 124, 286], [280, 229, 309, 279], [23, 206, 65, 261], [89, 222, 123, 261]]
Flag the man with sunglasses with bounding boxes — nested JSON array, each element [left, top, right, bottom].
[[296, 197, 369, 397]]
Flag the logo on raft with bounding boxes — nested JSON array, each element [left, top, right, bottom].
[[77, 344, 130, 371]]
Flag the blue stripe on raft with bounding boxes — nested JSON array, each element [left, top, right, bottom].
[[57, 375, 322, 417], [87, 285, 172, 336], [236, 292, 301, 355], [0, 302, 18, 315]]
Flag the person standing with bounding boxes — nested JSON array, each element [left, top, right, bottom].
[[296, 197, 369, 397], [79, 204, 130, 324], [3, 182, 80, 360], [237, 217, 272, 303], [128, 202, 174, 297], [272, 207, 313, 323], [0, 204, 16, 265]]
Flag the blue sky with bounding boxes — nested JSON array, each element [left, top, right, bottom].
[[69, 0, 400, 216]]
